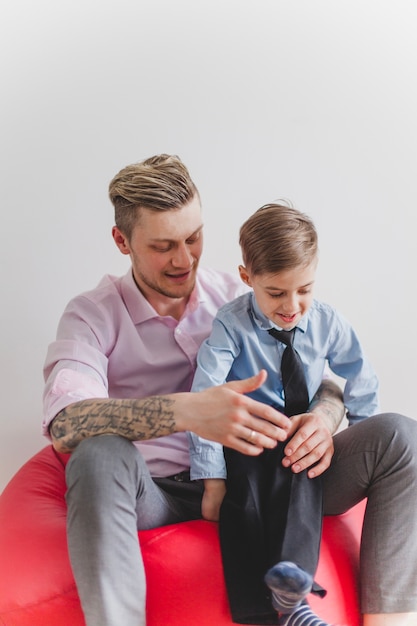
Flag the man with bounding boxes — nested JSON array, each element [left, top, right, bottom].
[[43, 154, 417, 626]]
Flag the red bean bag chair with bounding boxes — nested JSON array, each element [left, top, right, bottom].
[[0, 445, 365, 626]]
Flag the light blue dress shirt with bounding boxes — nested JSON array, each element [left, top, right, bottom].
[[189, 291, 379, 480]]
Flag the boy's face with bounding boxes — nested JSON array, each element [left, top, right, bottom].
[[239, 260, 317, 330]]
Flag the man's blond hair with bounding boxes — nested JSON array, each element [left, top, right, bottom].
[[109, 154, 198, 239]]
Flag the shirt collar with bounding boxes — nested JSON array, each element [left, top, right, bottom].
[[120, 268, 202, 325], [250, 292, 308, 334]]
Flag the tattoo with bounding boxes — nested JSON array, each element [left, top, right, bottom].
[[50, 396, 176, 453], [309, 379, 345, 432]]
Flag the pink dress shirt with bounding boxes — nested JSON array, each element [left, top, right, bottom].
[[43, 267, 245, 477]]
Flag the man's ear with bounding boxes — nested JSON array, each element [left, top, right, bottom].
[[112, 226, 131, 255], [238, 265, 252, 287]]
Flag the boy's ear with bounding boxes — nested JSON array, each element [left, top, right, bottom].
[[238, 265, 252, 287]]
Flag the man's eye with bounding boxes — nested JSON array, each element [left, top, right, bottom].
[[152, 245, 171, 252]]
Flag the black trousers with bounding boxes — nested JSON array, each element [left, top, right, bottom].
[[219, 443, 324, 624]]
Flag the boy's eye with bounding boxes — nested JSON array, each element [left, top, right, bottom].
[[268, 289, 311, 298]]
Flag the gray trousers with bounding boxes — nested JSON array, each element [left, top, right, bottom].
[[65, 414, 417, 625]]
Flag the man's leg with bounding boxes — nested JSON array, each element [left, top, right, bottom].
[[322, 413, 417, 615], [66, 435, 200, 626]]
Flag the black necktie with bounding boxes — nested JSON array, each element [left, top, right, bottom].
[[268, 327, 309, 417]]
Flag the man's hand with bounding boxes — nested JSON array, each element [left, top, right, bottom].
[[176, 370, 291, 456]]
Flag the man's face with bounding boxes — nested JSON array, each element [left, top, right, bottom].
[[113, 195, 204, 307], [239, 260, 317, 330]]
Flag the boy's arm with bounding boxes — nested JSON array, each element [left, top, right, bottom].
[[325, 309, 379, 422], [189, 316, 245, 482]]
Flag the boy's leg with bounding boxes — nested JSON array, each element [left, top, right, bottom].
[[322, 413, 417, 614], [66, 434, 202, 626], [220, 445, 323, 624]]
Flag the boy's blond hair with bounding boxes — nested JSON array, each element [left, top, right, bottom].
[[239, 203, 318, 275]]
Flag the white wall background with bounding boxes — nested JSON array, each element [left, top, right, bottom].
[[1, 0, 416, 492]]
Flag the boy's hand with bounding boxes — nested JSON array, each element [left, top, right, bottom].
[[282, 412, 335, 478]]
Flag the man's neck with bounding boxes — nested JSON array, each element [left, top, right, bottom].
[[149, 295, 189, 320], [132, 271, 190, 321]]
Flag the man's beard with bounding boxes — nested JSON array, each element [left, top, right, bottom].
[[133, 266, 197, 300]]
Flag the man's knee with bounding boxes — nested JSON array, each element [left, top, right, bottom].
[[373, 412, 416, 438], [67, 435, 140, 483], [369, 412, 417, 463]]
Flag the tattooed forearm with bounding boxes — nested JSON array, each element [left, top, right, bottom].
[[309, 379, 345, 434], [49, 396, 176, 453]]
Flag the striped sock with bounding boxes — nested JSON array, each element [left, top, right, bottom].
[[278, 603, 331, 626], [264, 561, 313, 612]]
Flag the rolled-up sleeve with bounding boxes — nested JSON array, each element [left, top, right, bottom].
[[42, 296, 110, 437], [42, 367, 108, 437], [188, 433, 226, 480]]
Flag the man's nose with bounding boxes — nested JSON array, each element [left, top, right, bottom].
[[172, 243, 193, 267]]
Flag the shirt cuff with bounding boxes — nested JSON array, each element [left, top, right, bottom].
[[188, 432, 227, 480]]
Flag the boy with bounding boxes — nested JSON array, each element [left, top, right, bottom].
[[189, 203, 379, 626]]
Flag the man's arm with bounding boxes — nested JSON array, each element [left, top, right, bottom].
[[282, 379, 345, 478], [50, 370, 292, 454], [308, 378, 346, 434], [49, 396, 177, 453]]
